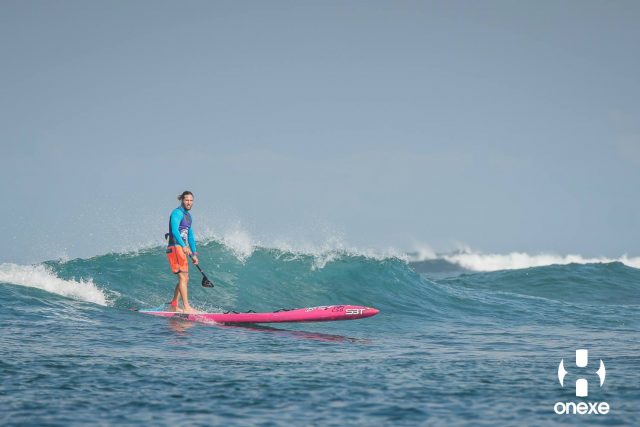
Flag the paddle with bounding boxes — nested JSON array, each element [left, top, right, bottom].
[[189, 254, 214, 287]]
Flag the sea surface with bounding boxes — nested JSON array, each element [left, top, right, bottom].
[[1, 241, 638, 426]]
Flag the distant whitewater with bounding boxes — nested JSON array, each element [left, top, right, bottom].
[[408, 248, 640, 273]]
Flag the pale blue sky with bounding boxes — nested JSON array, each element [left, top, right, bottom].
[[1, 1, 639, 263]]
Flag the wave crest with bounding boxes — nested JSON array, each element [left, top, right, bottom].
[[442, 251, 640, 272], [0, 263, 108, 305], [198, 227, 409, 268]]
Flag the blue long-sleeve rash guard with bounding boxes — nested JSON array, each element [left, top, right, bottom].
[[169, 207, 197, 254]]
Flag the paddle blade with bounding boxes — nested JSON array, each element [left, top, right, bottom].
[[201, 275, 214, 288]]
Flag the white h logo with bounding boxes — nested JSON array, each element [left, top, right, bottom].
[[558, 349, 606, 397]]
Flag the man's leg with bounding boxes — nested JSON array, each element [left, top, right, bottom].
[[166, 246, 182, 311], [170, 284, 181, 311], [177, 271, 195, 313]]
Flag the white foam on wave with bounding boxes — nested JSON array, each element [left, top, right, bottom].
[[199, 225, 409, 268], [220, 229, 256, 262], [619, 255, 640, 269], [199, 224, 257, 262], [0, 263, 108, 305], [442, 251, 640, 272], [406, 243, 437, 262], [266, 235, 410, 269]]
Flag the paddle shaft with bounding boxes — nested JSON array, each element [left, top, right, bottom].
[[189, 254, 214, 287], [194, 262, 209, 278]]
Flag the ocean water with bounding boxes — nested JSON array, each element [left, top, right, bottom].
[[1, 241, 638, 426]]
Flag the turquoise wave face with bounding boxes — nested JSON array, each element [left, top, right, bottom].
[[41, 241, 435, 317], [39, 241, 640, 319], [424, 263, 640, 330]]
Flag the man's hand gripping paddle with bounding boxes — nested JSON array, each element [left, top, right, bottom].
[[190, 255, 214, 288]]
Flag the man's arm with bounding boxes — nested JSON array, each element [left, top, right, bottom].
[[188, 227, 197, 255], [170, 210, 187, 247]]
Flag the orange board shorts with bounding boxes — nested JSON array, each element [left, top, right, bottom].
[[166, 245, 188, 274]]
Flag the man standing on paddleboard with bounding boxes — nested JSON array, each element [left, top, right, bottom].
[[166, 191, 199, 313]]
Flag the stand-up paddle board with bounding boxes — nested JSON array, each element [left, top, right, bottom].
[[139, 305, 379, 324]]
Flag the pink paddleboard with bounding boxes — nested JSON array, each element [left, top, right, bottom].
[[139, 305, 379, 324]]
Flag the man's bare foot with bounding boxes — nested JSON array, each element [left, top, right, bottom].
[[182, 306, 200, 314]]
